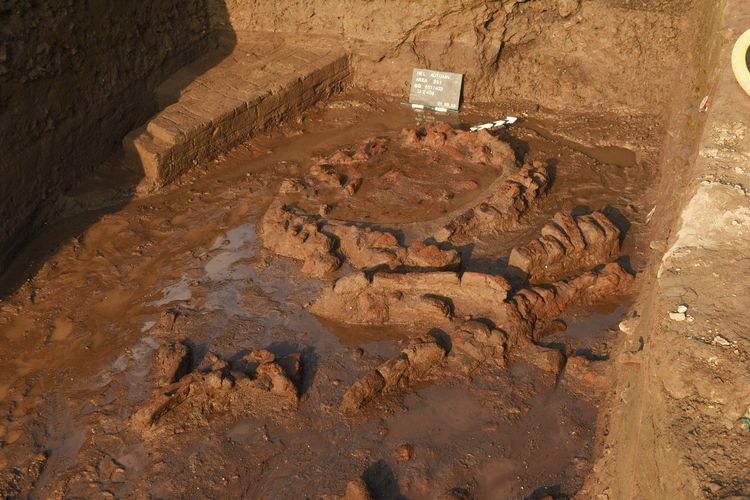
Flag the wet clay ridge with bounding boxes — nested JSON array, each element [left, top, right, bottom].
[[259, 199, 461, 277], [253, 122, 635, 417], [133, 344, 302, 437], [259, 123, 549, 277], [434, 161, 550, 243], [340, 332, 448, 414], [508, 211, 622, 281], [400, 123, 516, 168], [311, 263, 633, 412], [310, 263, 633, 329]]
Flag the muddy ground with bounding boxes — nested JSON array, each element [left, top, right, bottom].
[[0, 90, 666, 498]]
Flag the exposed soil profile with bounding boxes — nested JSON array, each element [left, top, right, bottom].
[[0, 92, 659, 498]]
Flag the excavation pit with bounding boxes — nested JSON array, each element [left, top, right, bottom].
[[1, 0, 743, 497], [0, 92, 651, 497]]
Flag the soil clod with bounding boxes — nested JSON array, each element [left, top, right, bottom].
[[509, 211, 622, 281], [435, 161, 550, 243], [341, 333, 447, 413], [133, 347, 303, 436]]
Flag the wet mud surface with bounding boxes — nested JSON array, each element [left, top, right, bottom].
[[0, 91, 660, 498]]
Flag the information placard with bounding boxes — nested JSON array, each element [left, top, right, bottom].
[[408, 68, 463, 112]]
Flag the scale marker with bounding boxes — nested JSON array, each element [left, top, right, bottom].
[[469, 116, 518, 131], [400, 102, 458, 113]]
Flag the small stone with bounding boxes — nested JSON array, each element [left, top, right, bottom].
[[397, 443, 413, 461], [618, 319, 634, 334], [342, 479, 372, 500], [111, 467, 126, 483], [649, 240, 667, 251], [669, 311, 686, 321], [557, 0, 580, 17], [706, 481, 722, 493], [713, 335, 732, 347], [677, 304, 688, 313]]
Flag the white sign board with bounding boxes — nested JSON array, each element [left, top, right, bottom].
[[408, 68, 463, 112]]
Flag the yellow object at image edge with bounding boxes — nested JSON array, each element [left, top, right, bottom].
[[732, 28, 750, 96]]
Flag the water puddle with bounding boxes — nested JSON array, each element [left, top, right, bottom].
[[204, 224, 256, 281], [474, 388, 595, 499], [387, 385, 490, 446], [521, 118, 637, 168], [123, 336, 159, 403], [152, 277, 193, 306]]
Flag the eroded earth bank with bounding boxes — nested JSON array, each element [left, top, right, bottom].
[[1, 0, 747, 498]]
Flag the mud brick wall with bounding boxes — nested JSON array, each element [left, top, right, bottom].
[[0, 1, 221, 271], [124, 40, 350, 190]]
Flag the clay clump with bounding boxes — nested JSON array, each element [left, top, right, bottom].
[[309, 270, 514, 326], [260, 200, 461, 276], [435, 161, 550, 242], [151, 341, 192, 385], [341, 333, 447, 413], [401, 123, 515, 168], [259, 198, 343, 277], [511, 262, 635, 337], [509, 211, 621, 281], [326, 222, 460, 271], [132, 348, 302, 436], [307, 137, 388, 195], [447, 320, 508, 374], [559, 354, 611, 400], [311, 263, 634, 344], [0, 453, 47, 499]]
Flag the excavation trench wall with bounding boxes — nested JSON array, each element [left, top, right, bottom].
[[586, 0, 750, 496], [0, 1, 232, 271], [221, 0, 698, 115]]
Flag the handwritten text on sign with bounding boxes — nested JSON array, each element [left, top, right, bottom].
[[408, 68, 463, 111]]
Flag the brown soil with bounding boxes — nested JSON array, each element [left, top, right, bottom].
[[5, 0, 749, 497], [0, 90, 659, 498]]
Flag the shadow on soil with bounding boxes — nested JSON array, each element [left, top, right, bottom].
[[0, 1, 237, 300], [363, 460, 406, 500]]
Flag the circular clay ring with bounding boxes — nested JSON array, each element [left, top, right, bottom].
[[732, 28, 750, 96]]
